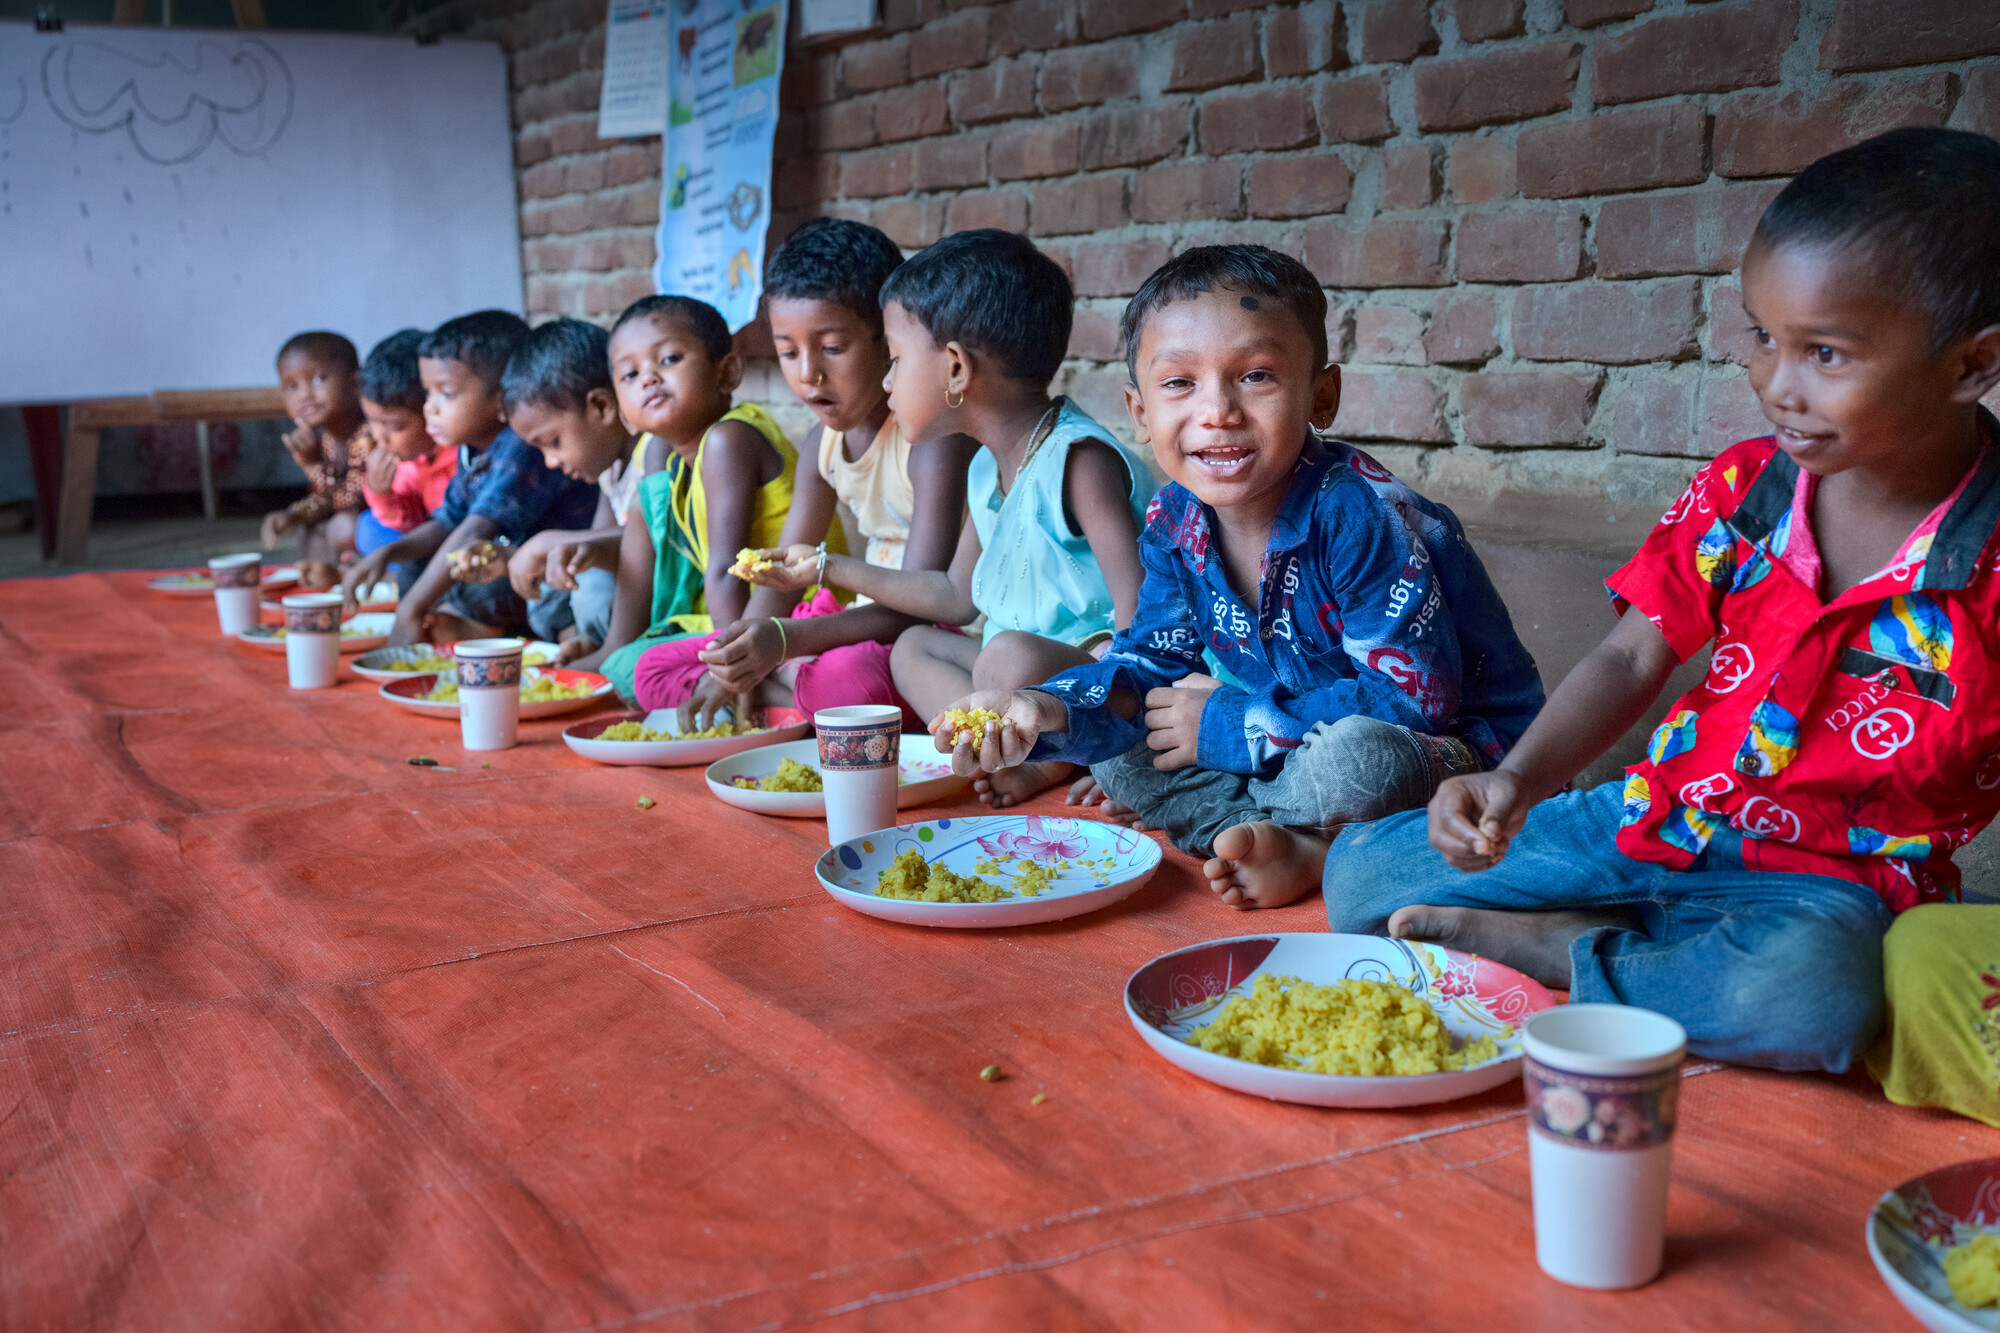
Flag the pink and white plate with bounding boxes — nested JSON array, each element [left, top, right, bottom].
[[1125, 933, 1557, 1109], [378, 668, 615, 720], [562, 708, 810, 767], [1870, 1157, 2000, 1333], [148, 564, 299, 597], [814, 814, 1163, 928], [705, 738, 970, 816]]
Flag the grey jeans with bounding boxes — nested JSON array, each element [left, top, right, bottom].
[[1089, 714, 1482, 856]]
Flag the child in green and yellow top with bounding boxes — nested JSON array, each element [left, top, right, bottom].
[[572, 295, 840, 701]]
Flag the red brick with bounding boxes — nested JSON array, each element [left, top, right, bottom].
[[1132, 160, 1245, 223], [843, 35, 911, 94], [1354, 305, 1427, 364], [1697, 371, 1772, 456], [1198, 86, 1318, 156], [783, 53, 841, 107], [1040, 42, 1140, 111], [872, 196, 949, 248], [1604, 376, 1699, 457], [1031, 172, 1130, 234], [1460, 370, 1604, 446], [1456, 204, 1582, 282], [1714, 74, 1952, 178], [1060, 363, 1141, 433], [881, 0, 943, 32], [1379, 143, 1438, 211], [873, 81, 949, 143], [992, 120, 1083, 179], [1452, 0, 1523, 43], [1593, 0, 1797, 106], [1414, 42, 1579, 133], [841, 145, 915, 198], [1068, 305, 1125, 361], [1595, 182, 1784, 279], [1512, 278, 1701, 363], [1167, 14, 1261, 92], [775, 155, 841, 211], [1706, 282, 1759, 366], [1264, 1, 1348, 78], [1081, 102, 1191, 168], [1446, 135, 1515, 203], [1356, 0, 1436, 63], [516, 129, 552, 168], [1248, 154, 1355, 218], [913, 135, 989, 190], [1518, 105, 1708, 198], [1072, 237, 1175, 296], [547, 116, 602, 158], [1334, 369, 1448, 441], [1302, 218, 1452, 288], [952, 56, 1039, 124], [1563, 0, 1652, 26], [1424, 291, 1501, 364], [562, 155, 606, 194], [1819, 0, 2000, 73], [1316, 73, 1394, 144], [1080, 0, 1185, 40], [991, 0, 1078, 54], [604, 143, 658, 189], [520, 160, 565, 201], [1957, 65, 2000, 140], [911, 10, 991, 78], [947, 188, 1032, 233]]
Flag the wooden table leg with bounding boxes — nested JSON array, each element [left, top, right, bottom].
[[56, 417, 100, 565], [195, 420, 217, 521], [19, 405, 64, 561]]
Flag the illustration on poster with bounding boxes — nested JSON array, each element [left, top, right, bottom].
[[735, 7, 779, 85], [727, 182, 761, 231]]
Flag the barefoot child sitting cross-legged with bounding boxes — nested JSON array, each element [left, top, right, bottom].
[[932, 244, 1544, 908], [1324, 128, 2000, 1074]]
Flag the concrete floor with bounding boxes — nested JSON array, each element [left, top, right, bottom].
[[0, 514, 272, 581]]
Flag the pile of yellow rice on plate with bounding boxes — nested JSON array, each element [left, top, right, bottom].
[[1191, 974, 1498, 1076]]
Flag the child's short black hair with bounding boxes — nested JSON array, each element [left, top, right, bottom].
[[502, 318, 613, 415], [418, 310, 532, 390], [359, 328, 426, 411], [1120, 245, 1329, 381], [1754, 127, 2000, 354], [610, 294, 733, 362], [877, 228, 1073, 385], [765, 217, 906, 334], [277, 330, 358, 374]]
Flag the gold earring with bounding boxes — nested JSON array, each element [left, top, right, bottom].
[[946, 389, 964, 409]]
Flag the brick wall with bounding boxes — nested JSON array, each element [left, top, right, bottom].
[[430, 0, 2000, 511]]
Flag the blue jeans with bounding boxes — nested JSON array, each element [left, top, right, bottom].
[[526, 568, 615, 647], [1324, 782, 1895, 1073], [354, 509, 402, 556]]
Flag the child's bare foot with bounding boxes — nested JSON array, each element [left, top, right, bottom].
[[973, 760, 1074, 807], [1386, 905, 1640, 990], [1063, 774, 1153, 830], [1204, 820, 1327, 910]]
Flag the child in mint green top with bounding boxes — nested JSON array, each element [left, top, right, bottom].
[[737, 230, 1150, 806]]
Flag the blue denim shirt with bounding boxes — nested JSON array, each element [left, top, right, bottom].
[[1030, 438, 1544, 776], [434, 427, 600, 544]]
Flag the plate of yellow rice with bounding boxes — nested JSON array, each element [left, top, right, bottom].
[[561, 708, 809, 766], [352, 640, 563, 683], [1124, 934, 1557, 1108], [704, 738, 970, 816], [813, 814, 1162, 928], [236, 612, 396, 654], [377, 667, 614, 719], [1869, 1158, 2000, 1333]]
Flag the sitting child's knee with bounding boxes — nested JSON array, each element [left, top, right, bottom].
[[970, 629, 1040, 691]]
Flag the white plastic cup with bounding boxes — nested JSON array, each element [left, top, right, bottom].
[[1523, 1004, 1688, 1290], [280, 593, 344, 689], [456, 638, 525, 751], [814, 704, 902, 846], [210, 552, 262, 635]]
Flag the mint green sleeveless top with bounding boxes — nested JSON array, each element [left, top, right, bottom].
[[966, 397, 1155, 647]]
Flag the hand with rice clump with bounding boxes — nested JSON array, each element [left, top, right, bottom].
[[929, 691, 1067, 778], [729, 543, 822, 591], [445, 539, 509, 584]]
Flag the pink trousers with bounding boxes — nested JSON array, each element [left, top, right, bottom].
[[630, 590, 926, 731]]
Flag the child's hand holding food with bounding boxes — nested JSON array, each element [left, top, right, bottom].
[[729, 543, 821, 591], [931, 691, 1065, 776], [363, 442, 400, 494], [341, 548, 392, 613], [259, 509, 296, 551], [506, 537, 554, 601], [445, 539, 507, 584], [282, 423, 324, 471], [1427, 770, 1528, 872]]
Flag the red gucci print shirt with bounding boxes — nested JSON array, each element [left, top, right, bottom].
[[1605, 416, 2000, 911]]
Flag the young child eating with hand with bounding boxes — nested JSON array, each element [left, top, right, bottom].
[[1326, 129, 2000, 1075], [263, 331, 372, 580], [355, 328, 458, 590], [935, 245, 1543, 907]]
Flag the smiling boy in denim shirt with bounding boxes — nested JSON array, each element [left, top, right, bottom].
[[935, 245, 1544, 910]]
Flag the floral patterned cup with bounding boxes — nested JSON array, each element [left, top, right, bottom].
[[454, 638, 525, 751], [1523, 1004, 1687, 1290], [209, 552, 261, 635], [814, 704, 902, 846], [280, 593, 344, 689]]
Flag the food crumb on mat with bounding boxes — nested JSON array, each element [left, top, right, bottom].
[[635, 796, 656, 810], [979, 1064, 1001, 1082], [1031, 1092, 1048, 1106], [408, 756, 438, 767]]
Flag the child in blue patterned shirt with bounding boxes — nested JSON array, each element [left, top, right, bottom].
[[937, 245, 1545, 910]]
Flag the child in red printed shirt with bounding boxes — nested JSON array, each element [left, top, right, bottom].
[[354, 329, 457, 584], [1315, 128, 2000, 1075]]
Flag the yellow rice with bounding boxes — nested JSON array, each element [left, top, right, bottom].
[[1190, 974, 1498, 1076]]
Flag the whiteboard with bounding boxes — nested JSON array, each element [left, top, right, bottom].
[[0, 22, 523, 405]]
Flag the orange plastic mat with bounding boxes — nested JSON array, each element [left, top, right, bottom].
[[2, 571, 1990, 1331]]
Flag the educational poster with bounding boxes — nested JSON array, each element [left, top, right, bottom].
[[652, 0, 785, 332], [597, 1, 671, 139]]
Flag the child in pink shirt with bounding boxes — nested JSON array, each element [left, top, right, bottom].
[[356, 329, 459, 572]]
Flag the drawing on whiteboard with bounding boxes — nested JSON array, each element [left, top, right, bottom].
[[40, 37, 293, 166], [1, 75, 25, 124]]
